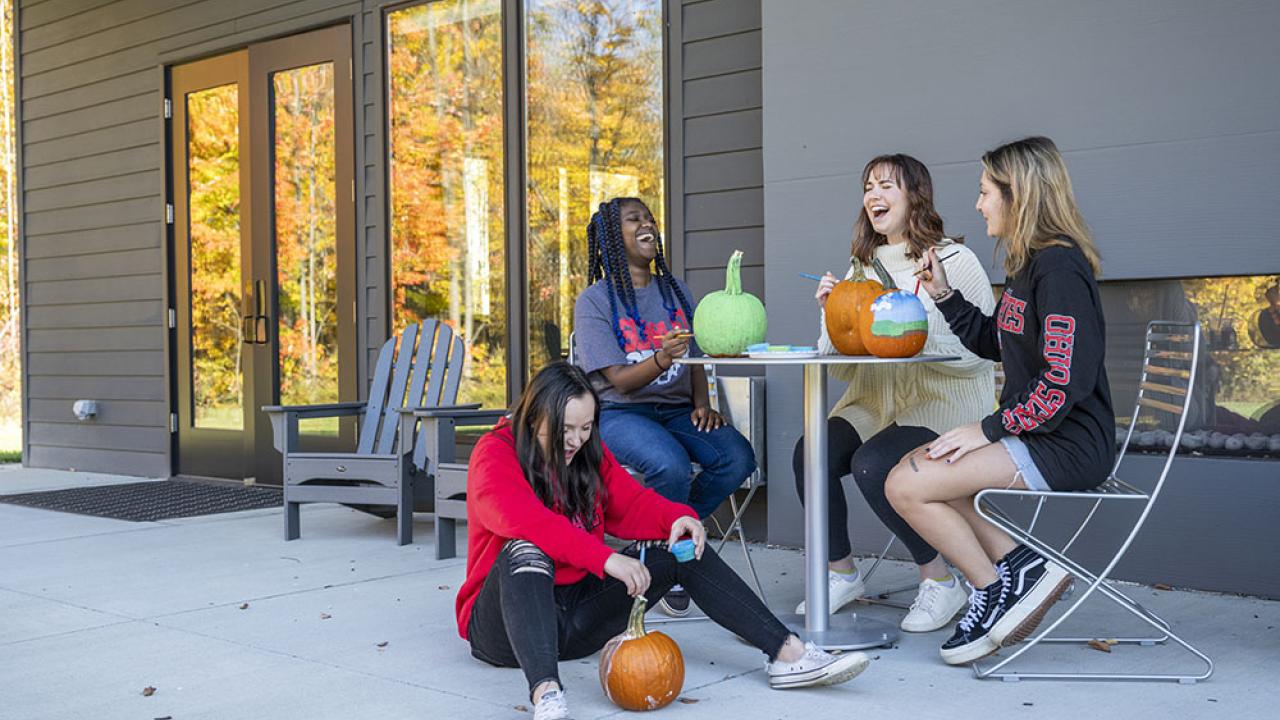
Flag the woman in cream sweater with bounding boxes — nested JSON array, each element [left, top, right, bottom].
[[794, 153, 996, 633]]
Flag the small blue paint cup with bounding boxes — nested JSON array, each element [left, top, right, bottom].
[[671, 538, 696, 563]]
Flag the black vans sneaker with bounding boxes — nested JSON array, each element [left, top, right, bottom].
[[939, 580, 1004, 665], [656, 585, 691, 618], [989, 545, 1072, 647]]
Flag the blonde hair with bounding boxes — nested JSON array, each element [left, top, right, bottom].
[[981, 136, 1101, 278]]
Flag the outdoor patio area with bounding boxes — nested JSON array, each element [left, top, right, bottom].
[[2, 464, 1276, 720]]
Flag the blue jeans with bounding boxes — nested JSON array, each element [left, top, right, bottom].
[[600, 402, 757, 519]]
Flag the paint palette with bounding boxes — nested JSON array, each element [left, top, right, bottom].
[[745, 343, 818, 359]]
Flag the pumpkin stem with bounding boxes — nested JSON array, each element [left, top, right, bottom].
[[850, 257, 867, 282], [626, 595, 648, 638], [870, 256, 897, 290], [723, 250, 744, 295]]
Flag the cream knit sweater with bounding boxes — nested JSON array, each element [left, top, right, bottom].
[[816, 240, 997, 439]]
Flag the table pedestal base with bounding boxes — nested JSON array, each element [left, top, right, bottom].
[[776, 612, 899, 651]]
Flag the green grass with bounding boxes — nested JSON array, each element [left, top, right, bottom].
[[0, 449, 19, 463]]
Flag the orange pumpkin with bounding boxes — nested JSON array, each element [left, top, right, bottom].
[[824, 260, 883, 355], [860, 257, 929, 358], [599, 596, 684, 711]]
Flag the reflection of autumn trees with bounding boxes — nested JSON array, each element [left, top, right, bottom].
[[274, 65, 339, 407], [389, 0, 507, 408], [388, 0, 662, 406], [1184, 275, 1280, 416], [0, 2, 17, 447], [525, 0, 663, 370], [188, 85, 244, 428]]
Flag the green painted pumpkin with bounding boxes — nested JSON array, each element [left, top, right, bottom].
[[693, 250, 766, 356]]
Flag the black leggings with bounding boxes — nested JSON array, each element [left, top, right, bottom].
[[792, 419, 940, 566], [468, 539, 792, 698]]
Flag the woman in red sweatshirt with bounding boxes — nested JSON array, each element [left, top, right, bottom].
[[458, 362, 869, 720]]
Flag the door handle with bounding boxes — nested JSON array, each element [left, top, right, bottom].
[[242, 280, 270, 345]]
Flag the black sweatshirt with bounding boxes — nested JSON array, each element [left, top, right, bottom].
[[936, 243, 1115, 491]]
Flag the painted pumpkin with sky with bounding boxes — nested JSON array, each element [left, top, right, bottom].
[[861, 257, 928, 358]]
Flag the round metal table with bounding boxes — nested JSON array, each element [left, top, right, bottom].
[[676, 353, 959, 650]]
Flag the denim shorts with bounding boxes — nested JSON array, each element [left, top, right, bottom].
[[999, 436, 1051, 492]]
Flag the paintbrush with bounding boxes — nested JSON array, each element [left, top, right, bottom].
[[912, 250, 960, 278]]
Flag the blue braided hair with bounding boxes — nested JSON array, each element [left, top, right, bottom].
[[586, 198, 693, 352]]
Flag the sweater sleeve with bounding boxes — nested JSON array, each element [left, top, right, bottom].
[[936, 288, 1002, 362], [599, 446, 694, 539], [979, 265, 1105, 441], [923, 250, 996, 378], [467, 435, 615, 577]]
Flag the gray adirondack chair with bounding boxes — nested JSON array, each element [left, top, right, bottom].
[[264, 319, 481, 545]]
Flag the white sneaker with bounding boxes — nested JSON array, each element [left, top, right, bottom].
[[767, 642, 870, 689], [900, 577, 969, 633], [795, 570, 866, 615], [533, 688, 571, 720]]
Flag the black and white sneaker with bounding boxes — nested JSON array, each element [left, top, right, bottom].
[[989, 545, 1072, 648], [939, 581, 1004, 665], [656, 585, 692, 618]]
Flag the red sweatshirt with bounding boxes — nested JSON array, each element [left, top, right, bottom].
[[455, 420, 695, 639]]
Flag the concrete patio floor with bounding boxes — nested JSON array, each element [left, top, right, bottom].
[[1, 464, 1276, 720]]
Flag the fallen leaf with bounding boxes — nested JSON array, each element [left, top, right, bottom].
[[1154, 583, 1173, 591], [320, 613, 332, 620], [1023, 702, 1034, 707], [514, 705, 529, 712], [239, 603, 249, 610], [141, 686, 157, 697], [677, 697, 699, 704], [376, 641, 388, 648], [1087, 639, 1112, 653], [437, 585, 450, 590], [155, 716, 173, 720]]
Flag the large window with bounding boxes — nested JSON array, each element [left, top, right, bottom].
[[388, 0, 507, 408], [388, 0, 665, 406], [1102, 275, 1280, 459], [524, 0, 665, 370]]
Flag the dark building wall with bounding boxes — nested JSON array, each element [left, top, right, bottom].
[[673, 0, 763, 301], [17, 0, 382, 476], [761, 0, 1280, 596], [16, 0, 761, 477]]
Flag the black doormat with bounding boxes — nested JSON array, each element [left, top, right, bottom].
[[0, 480, 282, 522]]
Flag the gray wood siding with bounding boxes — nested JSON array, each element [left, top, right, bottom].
[[678, 0, 763, 301], [17, 0, 379, 477]]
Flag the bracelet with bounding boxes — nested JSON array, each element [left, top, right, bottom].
[[931, 288, 955, 302], [653, 352, 670, 371]]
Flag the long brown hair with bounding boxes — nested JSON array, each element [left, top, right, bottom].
[[981, 136, 1101, 278], [851, 154, 959, 264], [510, 362, 606, 529]]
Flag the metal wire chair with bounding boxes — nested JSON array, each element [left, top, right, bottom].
[[971, 320, 1214, 683]]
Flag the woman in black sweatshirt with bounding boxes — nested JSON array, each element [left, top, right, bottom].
[[885, 136, 1114, 665]]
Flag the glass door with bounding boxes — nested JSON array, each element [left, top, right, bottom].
[[171, 26, 355, 482]]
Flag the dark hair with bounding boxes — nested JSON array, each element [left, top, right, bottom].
[[586, 197, 693, 351], [1266, 284, 1280, 301], [851, 154, 959, 264], [510, 362, 606, 530]]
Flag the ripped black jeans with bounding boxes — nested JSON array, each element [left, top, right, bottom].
[[467, 539, 791, 698]]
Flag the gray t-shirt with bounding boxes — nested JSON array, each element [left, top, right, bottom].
[[573, 278, 700, 405]]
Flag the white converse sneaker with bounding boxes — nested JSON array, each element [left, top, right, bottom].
[[532, 688, 571, 720], [795, 570, 866, 615], [768, 641, 870, 689], [900, 577, 969, 633]]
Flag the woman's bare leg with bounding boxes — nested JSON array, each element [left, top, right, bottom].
[[885, 443, 1024, 589]]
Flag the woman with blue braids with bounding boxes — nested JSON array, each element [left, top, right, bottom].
[[572, 197, 757, 617]]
